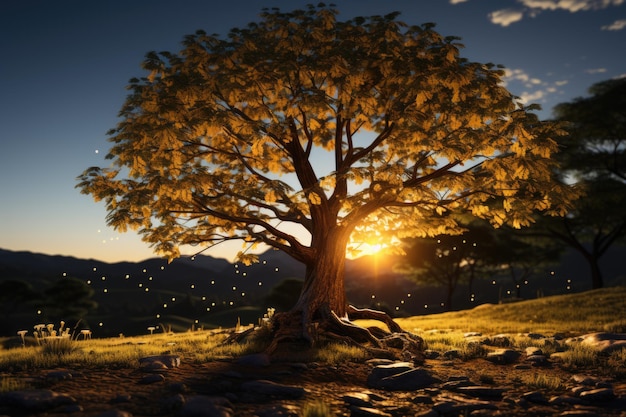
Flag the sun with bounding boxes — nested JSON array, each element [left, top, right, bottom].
[[346, 241, 387, 259]]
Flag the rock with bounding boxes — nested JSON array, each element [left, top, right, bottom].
[[234, 353, 271, 367], [178, 396, 233, 417], [525, 347, 543, 356], [139, 374, 165, 384], [571, 375, 598, 386], [366, 362, 414, 387], [138, 354, 180, 369], [549, 395, 584, 406], [525, 354, 550, 366], [342, 392, 374, 407], [432, 395, 499, 414], [349, 406, 393, 417], [411, 394, 434, 405], [443, 349, 460, 359], [486, 349, 520, 364], [559, 411, 601, 417], [423, 350, 440, 359], [488, 334, 511, 347], [45, 370, 73, 380], [254, 403, 300, 417], [578, 388, 615, 402], [240, 380, 306, 399], [0, 389, 77, 411], [453, 386, 505, 398], [369, 368, 439, 391], [580, 332, 626, 354], [522, 390, 549, 404]]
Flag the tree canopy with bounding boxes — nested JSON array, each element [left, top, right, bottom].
[[541, 77, 626, 288], [78, 5, 575, 350]]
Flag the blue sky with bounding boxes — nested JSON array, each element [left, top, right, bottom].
[[1, 0, 624, 263]]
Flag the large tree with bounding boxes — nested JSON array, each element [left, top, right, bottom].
[[78, 5, 574, 351], [541, 78, 626, 289]]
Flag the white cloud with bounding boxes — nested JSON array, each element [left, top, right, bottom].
[[520, 0, 624, 12], [489, 0, 624, 26], [449, 0, 469, 4], [502, 68, 568, 106], [602, 19, 626, 30], [489, 9, 525, 26], [585, 67, 608, 73]]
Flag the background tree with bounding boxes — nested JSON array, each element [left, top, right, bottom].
[[78, 5, 574, 349], [397, 220, 495, 311], [486, 228, 563, 299], [538, 78, 626, 289], [42, 277, 98, 325]]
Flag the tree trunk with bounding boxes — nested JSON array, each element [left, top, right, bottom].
[[588, 257, 604, 289], [292, 231, 349, 324]]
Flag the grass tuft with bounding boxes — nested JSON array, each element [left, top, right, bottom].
[[523, 373, 565, 391], [302, 400, 333, 417], [316, 342, 368, 365]]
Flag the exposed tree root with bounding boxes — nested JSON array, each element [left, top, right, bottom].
[[222, 306, 424, 364]]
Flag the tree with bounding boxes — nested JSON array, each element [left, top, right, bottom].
[[43, 277, 98, 324], [397, 221, 495, 311], [543, 78, 626, 288], [77, 5, 574, 353]]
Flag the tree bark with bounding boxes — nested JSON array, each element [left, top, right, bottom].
[[292, 229, 349, 325]]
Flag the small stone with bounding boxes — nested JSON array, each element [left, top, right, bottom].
[[525, 347, 543, 356], [45, 370, 73, 380], [349, 406, 392, 417], [139, 374, 165, 384], [423, 350, 440, 359], [411, 394, 434, 405], [443, 349, 460, 359], [380, 368, 439, 391], [342, 392, 374, 407], [178, 396, 233, 417], [138, 354, 180, 368], [579, 388, 615, 402], [486, 349, 520, 364], [522, 390, 549, 404], [559, 411, 601, 417], [525, 354, 550, 366], [240, 380, 306, 399], [549, 395, 584, 406], [367, 362, 414, 387], [454, 386, 505, 398]]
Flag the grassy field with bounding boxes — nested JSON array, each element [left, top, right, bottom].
[[387, 286, 626, 335], [1, 287, 624, 378]]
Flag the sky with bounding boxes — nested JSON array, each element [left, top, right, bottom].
[[1, 0, 625, 264]]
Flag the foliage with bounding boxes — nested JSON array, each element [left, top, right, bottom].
[[41, 277, 98, 323], [540, 77, 626, 288], [77, 4, 575, 324], [78, 5, 572, 262], [264, 278, 303, 311]]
